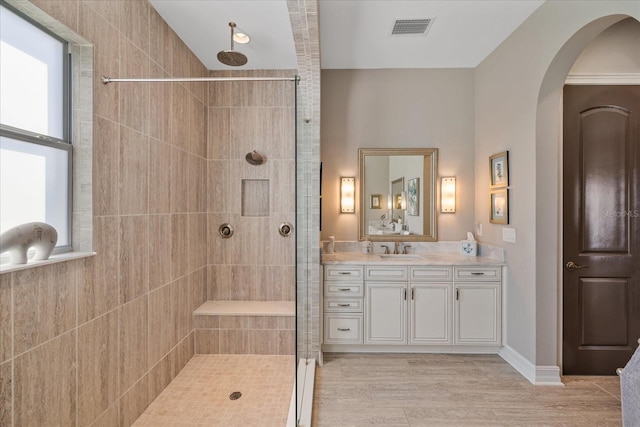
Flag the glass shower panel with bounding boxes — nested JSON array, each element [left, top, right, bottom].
[[295, 75, 320, 426]]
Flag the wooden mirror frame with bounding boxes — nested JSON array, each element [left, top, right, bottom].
[[358, 148, 438, 242]]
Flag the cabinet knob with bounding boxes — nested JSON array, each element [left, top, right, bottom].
[[337, 328, 351, 332]]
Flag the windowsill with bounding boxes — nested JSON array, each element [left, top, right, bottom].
[[0, 251, 96, 274]]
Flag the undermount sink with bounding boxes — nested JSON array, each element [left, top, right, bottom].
[[379, 254, 423, 260]]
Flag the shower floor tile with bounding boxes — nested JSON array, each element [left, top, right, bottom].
[[133, 354, 295, 427]]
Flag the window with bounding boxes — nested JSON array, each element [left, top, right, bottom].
[[0, 2, 71, 249]]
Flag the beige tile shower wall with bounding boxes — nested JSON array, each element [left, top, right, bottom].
[[1, 1, 207, 426], [205, 71, 296, 356], [206, 70, 297, 307]]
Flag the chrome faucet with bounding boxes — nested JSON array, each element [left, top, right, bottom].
[[403, 245, 412, 254], [381, 245, 390, 254], [394, 241, 401, 254]]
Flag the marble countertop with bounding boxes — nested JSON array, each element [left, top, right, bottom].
[[322, 251, 504, 266]]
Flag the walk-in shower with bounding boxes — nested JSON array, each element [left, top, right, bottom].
[[102, 74, 313, 426]]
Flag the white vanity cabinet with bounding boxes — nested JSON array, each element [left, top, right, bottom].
[[322, 259, 503, 353], [453, 267, 502, 346], [323, 265, 364, 344]]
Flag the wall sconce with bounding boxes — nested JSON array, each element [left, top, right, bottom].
[[340, 177, 355, 214], [400, 191, 407, 211], [441, 177, 456, 213]]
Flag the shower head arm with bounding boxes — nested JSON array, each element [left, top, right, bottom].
[[229, 22, 236, 51]]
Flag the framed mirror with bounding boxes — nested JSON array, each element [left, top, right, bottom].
[[358, 148, 438, 242]]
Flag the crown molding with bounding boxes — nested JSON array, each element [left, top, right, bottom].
[[565, 73, 640, 85]]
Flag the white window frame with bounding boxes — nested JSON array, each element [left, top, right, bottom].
[[1, 1, 72, 251], [0, 0, 94, 271]]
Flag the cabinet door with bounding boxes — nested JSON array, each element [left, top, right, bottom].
[[410, 283, 453, 345], [454, 283, 501, 345], [365, 282, 407, 344]]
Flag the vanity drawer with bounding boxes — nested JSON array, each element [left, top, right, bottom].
[[324, 298, 363, 313], [365, 266, 408, 281], [324, 314, 363, 344], [324, 283, 364, 298], [410, 266, 453, 282], [454, 266, 501, 281], [324, 265, 364, 281]]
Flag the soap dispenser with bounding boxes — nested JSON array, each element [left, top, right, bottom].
[[326, 235, 335, 254]]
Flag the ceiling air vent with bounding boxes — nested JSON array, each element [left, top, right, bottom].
[[390, 18, 435, 36]]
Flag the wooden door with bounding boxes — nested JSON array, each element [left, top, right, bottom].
[[563, 85, 640, 375]]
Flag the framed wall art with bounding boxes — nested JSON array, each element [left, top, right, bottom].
[[370, 194, 382, 209], [407, 178, 419, 216], [489, 151, 509, 188], [490, 188, 509, 224]]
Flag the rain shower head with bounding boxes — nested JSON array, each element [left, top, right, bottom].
[[217, 22, 248, 67], [245, 150, 264, 165]]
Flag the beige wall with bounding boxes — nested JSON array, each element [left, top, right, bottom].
[[569, 17, 640, 75], [475, 0, 639, 370], [321, 68, 476, 242]]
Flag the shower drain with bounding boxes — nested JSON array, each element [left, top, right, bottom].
[[229, 391, 242, 400]]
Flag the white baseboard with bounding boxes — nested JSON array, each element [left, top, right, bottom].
[[499, 345, 563, 386], [322, 344, 501, 354]]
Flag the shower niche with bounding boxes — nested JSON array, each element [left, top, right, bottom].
[[241, 179, 270, 216]]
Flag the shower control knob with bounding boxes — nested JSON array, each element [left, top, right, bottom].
[[218, 223, 234, 239], [279, 222, 294, 237]]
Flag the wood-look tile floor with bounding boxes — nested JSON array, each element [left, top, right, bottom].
[[133, 355, 295, 427], [312, 353, 622, 426]]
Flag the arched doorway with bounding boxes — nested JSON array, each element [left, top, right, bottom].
[[535, 14, 640, 376]]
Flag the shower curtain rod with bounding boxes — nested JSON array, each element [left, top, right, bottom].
[[101, 76, 299, 84]]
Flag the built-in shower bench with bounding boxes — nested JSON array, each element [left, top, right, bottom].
[[194, 300, 295, 316], [193, 300, 295, 355]]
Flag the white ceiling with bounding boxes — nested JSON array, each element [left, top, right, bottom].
[[150, 0, 545, 71]]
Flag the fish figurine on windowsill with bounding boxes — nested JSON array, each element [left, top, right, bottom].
[[0, 222, 58, 264]]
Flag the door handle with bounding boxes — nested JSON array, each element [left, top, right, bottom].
[[565, 261, 589, 270]]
